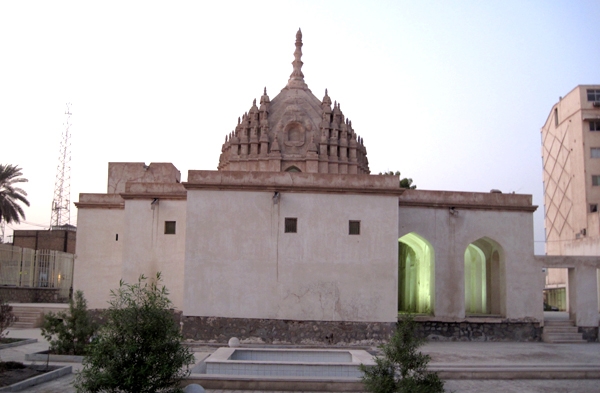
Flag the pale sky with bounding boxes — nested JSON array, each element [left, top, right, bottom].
[[1, 1, 599, 254]]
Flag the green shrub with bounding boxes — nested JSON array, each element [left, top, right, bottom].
[[75, 273, 194, 393], [41, 290, 96, 356], [360, 315, 445, 393]]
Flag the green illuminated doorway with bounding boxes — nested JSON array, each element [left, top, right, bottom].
[[464, 237, 503, 315], [398, 233, 434, 314]]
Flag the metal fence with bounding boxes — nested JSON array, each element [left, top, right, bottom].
[[0, 244, 74, 299]]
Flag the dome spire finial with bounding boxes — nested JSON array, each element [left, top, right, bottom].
[[287, 28, 308, 89]]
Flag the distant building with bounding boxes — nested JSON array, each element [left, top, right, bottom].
[[541, 85, 600, 310], [12, 225, 76, 254]]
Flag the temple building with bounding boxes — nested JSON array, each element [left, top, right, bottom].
[[74, 30, 599, 343], [218, 30, 369, 175]]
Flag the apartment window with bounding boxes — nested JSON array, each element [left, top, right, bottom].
[[590, 204, 598, 213], [593, 176, 600, 186], [349, 220, 361, 235], [592, 148, 600, 158], [164, 221, 176, 235], [284, 218, 297, 233], [590, 121, 600, 132], [587, 89, 600, 102]]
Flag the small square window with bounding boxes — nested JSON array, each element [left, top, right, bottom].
[[587, 89, 600, 102], [349, 220, 361, 235], [592, 148, 600, 158], [164, 221, 176, 235], [590, 121, 600, 132], [284, 218, 297, 233], [593, 176, 600, 186], [590, 204, 598, 213]]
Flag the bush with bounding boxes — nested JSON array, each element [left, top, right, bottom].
[[75, 273, 194, 393], [0, 298, 18, 341], [41, 290, 96, 356], [360, 315, 445, 393]]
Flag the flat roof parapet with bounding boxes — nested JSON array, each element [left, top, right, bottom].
[[185, 171, 404, 195], [399, 189, 537, 212], [75, 193, 125, 209], [121, 182, 187, 200]]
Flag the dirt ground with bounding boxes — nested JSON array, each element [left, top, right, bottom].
[[0, 362, 48, 387]]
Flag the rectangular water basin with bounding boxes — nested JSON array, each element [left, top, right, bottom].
[[204, 347, 374, 378]]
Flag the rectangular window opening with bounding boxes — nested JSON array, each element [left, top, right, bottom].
[[592, 148, 600, 158], [587, 89, 600, 102], [590, 204, 598, 213], [590, 121, 600, 132], [593, 176, 600, 186], [164, 221, 176, 235], [349, 220, 361, 235], [115, 234, 119, 241], [284, 218, 297, 233]]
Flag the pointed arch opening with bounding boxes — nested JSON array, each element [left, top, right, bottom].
[[464, 237, 504, 316], [285, 166, 301, 172], [398, 233, 435, 314]]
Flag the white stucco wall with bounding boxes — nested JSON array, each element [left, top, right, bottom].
[[74, 207, 124, 309], [398, 204, 543, 322], [121, 198, 187, 309], [183, 189, 399, 322]]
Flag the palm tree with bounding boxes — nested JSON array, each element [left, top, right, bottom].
[[0, 164, 30, 224]]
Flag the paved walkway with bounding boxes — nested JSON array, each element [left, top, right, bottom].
[[2, 327, 600, 393]]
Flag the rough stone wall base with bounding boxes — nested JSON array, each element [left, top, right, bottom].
[[181, 316, 395, 345], [0, 287, 65, 303], [579, 327, 599, 342], [415, 320, 542, 342]]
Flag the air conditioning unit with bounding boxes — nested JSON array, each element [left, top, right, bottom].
[[593, 101, 600, 107]]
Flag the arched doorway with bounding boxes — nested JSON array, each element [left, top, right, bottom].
[[398, 233, 434, 314], [464, 237, 504, 315]]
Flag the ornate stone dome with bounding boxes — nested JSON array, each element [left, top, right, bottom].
[[218, 29, 369, 174]]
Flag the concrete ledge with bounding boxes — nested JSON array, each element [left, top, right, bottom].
[[0, 339, 37, 350], [184, 171, 404, 195], [398, 189, 536, 212], [432, 364, 600, 379], [25, 350, 84, 363], [184, 374, 365, 391], [0, 365, 72, 392]]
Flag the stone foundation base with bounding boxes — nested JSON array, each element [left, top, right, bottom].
[[181, 316, 395, 345], [579, 327, 599, 342], [0, 286, 66, 303], [414, 320, 542, 342]]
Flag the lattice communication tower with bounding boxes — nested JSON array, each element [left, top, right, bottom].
[[50, 103, 72, 229]]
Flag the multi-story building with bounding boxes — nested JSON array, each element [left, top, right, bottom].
[[541, 85, 600, 309]]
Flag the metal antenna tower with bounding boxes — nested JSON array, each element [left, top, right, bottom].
[[50, 103, 72, 229]]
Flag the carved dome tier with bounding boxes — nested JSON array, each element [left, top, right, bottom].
[[218, 29, 369, 174]]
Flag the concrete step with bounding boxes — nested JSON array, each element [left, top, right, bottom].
[[13, 311, 42, 318], [543, 334, 586, 342], [431, 364, 600, 379], [11, 307, 45, 313], [544, 326, 579, 333], [11, 321, 36, 328], [544, 320, 575, 326], [542, 319, 585, 343], [10, 307, 44, 328], [543, 333, 586, 343]]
